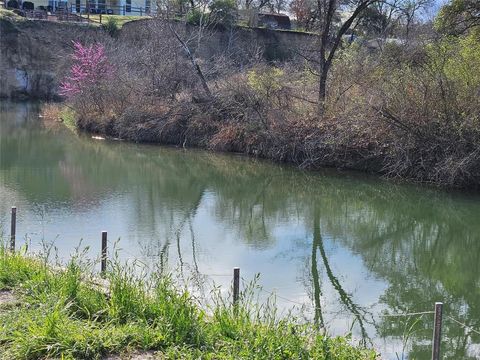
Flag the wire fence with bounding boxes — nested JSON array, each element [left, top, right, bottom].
[[446, 315, 480, 336], [70, 4, 152, 16], [73, 230, 480, 343], [4, 206, 480, 359]]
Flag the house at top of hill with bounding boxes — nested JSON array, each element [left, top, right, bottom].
[[238, 9, 291, 30], [258, 12, 290, 29], [5, 0, 153, 15]]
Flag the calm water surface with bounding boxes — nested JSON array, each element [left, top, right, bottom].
[[1, 102, 479, 359]]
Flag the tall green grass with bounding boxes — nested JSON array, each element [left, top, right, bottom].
[[0, 245, 376, 359]]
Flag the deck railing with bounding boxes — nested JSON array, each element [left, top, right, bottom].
[[70, 3, 152, 16], [23, 9, 88, 22]]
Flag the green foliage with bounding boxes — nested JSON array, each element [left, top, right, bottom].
[[247, 67, 284, 98], [208, 0, 237, 27], [441, 34, 480, 89], [186, 0, 236, 27], [0, 248, 376, 359], [356, 6, 389, 36], [0, 247, 44, 290], [186, 9, 205, 26], [435, 0, 480, 35], [0, 8, 23, 21], [59, 107, 77, 132], [102, 16, 119, 37], [426, 33, 480, 107]]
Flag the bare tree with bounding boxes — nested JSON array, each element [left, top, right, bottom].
[[241, 0, 274, 10], [314, 0, 380, 115], [397, 0, 434, 40], [168, 23, 213, 98], [356, 0, 402, 38], [290, 0, 321, 31], [268, 0, 289, 13], [156, 0, 214, 99]]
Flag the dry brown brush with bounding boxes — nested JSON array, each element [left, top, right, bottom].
[[54, 20, 480, 189]]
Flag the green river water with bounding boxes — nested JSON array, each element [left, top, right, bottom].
[[1, 101, 479, 359]]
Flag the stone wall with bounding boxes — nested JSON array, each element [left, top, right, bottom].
[[0, 18, 316, 99], [120, 19, 315, 62], [0, 19, 108, 99]]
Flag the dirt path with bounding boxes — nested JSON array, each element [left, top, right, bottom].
[[0, 290, 19, 313], [0, 290, 17, 306], [105, 351, 157, 360]]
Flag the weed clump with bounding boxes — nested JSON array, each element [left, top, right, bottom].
[[103, 16, 120, 37]]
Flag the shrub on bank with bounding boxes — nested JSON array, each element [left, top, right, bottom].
[[103, 16, 120, 37]]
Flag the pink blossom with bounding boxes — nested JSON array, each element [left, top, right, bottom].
[[60, 41, 114, 98]]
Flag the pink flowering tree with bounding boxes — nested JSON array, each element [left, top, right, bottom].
[[60, 41, 114, 98]]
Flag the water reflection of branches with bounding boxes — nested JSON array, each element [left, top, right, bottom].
[[311, 215, 324, 330], [311, 207, 372, 346]]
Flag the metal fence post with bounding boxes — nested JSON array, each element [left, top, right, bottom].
[[10, 207, 16, 252], [432, 302, 443, 360], [101, 231, 107, 276], [233, 267, 240, 305]]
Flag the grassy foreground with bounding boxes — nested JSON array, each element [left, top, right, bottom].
[[0, 247, 377, 359]]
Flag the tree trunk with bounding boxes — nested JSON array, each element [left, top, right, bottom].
[[318, 65, 328, 116], [312, 206, 325, 330], [317, 0, 335, 117], [314, 0, 375, 117], [168, 23, 212, 99]]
